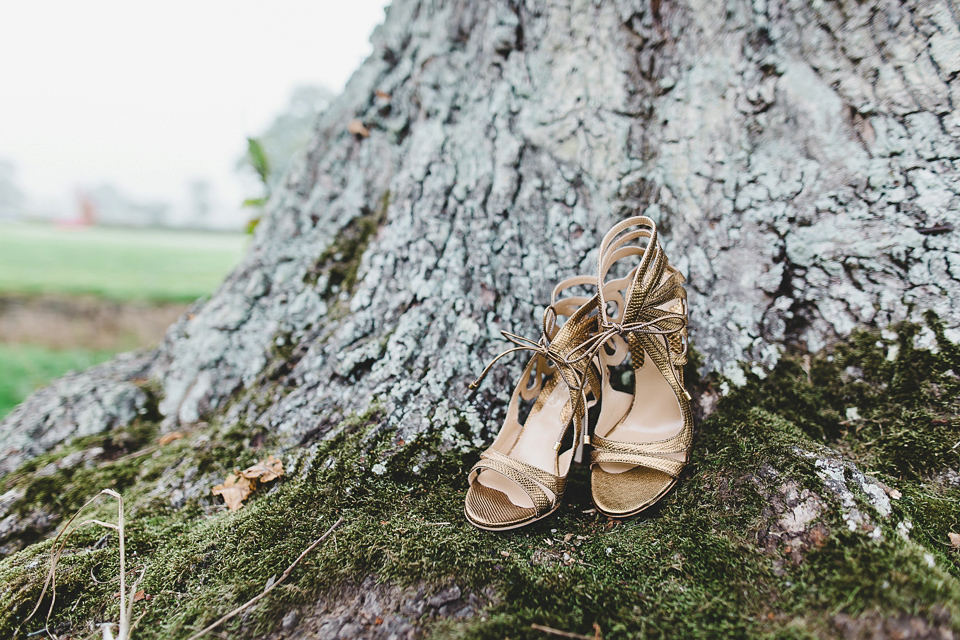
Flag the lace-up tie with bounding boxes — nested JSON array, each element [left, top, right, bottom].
[[564, 309, 688, 372], [469, 305, 587, 395]]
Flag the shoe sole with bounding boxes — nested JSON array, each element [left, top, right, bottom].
[[463, 502, 562, 532], [592, 476, 679, 519]]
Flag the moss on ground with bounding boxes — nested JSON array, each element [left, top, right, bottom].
[[2, 316, 960, 638]]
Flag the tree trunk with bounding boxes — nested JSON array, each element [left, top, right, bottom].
[[2, 1, 960, 638]]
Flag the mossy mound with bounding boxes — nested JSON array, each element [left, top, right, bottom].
[[1, 317, 959, 639]]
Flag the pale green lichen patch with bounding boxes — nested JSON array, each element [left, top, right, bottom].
[[1, 316, 960, 638]]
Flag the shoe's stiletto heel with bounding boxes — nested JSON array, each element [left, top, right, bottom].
[[586, 216, 693, 518]]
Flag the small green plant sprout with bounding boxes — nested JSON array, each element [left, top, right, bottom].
[[23, 489, 145, 640], [242, 137, 271, 234]]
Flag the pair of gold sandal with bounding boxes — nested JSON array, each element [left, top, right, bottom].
[[464, 216, 692, 531]]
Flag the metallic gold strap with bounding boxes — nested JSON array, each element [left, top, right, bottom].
[[589, 450, 686, 478], [590, 434, 688, 477], [591, 433, 689, 457], [595, 216, 690, 401], [482, 449, 566, 497], [470, 457, 554, 515]]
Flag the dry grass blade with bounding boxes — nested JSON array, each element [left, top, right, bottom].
[[185, 516, 344, 640], [531, 623, 597, 640], [23, 489, 130, 639]]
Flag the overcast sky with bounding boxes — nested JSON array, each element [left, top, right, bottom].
[[0, 0, 389, 224]]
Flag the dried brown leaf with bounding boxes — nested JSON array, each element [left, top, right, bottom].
[[878, 481, 902, 500], [240, 455, 284, 483], [949, 532, 960, 549], [347, 119, 370, 137], [212, 474, 254, 511], [133, 589, 150, 602], [158, 432, 183, 446]]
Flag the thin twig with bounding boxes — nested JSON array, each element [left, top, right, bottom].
[[531, 623, 595, 639], [112, 445, 160, 463], [186, 517, 344, 640]]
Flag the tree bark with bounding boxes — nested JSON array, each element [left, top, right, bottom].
[[2, 0, 960, 637], [4, 0, 960, 470]]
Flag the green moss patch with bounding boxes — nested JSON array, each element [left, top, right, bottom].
[[304, 191, 390, 299], [2, 317, 960, 638]]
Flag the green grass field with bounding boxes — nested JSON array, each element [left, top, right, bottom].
[[0, 222, 249, 419], [0, 344, 115, 417], [0, 222, 248, 302]]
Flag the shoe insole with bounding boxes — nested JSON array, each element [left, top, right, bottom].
[[477, 381, 571, 509], [595, 352, 684, 475]]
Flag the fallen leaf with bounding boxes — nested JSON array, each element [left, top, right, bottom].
[[347, 119, 370, 137], [375, 617, 384, 625], [563, 533, 574, 543], [500, 550, 510, 557], [949, 532, 960, 549], [158, 432, 183, 446], [808, 525, 829, 549], [878, 481, 902, 500], [133, 589, 150, 602], [212, 474, 254, 511], [241, 455, 284, 483]]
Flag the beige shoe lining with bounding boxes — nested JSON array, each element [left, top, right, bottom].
[[477, 380, 573, 508], [594, 349, 685, 475]]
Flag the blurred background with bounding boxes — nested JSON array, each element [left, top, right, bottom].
[[0, 0, 390, 418]]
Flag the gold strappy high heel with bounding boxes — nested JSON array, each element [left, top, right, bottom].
[[463, 280, 603, 531], [584, 215, 692, 517]]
